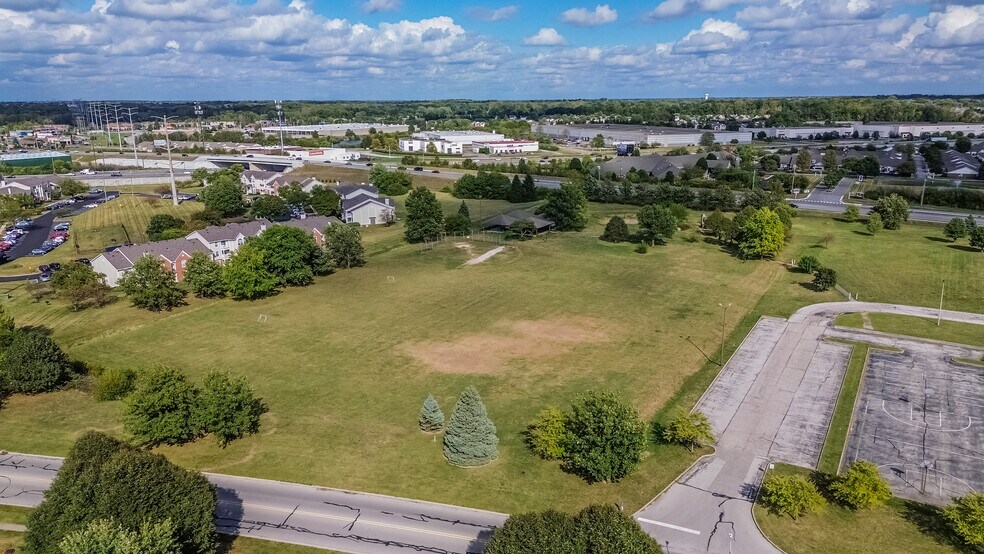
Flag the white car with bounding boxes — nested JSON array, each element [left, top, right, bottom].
[[84, 203, 98, 208]]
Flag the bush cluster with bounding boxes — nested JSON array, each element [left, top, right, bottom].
[[484, 504, 661, 554]]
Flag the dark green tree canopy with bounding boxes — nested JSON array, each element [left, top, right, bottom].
[[117, 256, 187, 312], [25, 432, 216, 554], [0, 328, 70, 394], [194, 371, 264, 447], [146, 214, 185, 242], [222, 243, 279, 300], [404, 186, 444, 243], [539, 182, 588, 232], [249, 194, 288, 220], [183, 251, 225, 298], [123, 366, 201, 447], [199, 175, 243, 217], [600, 215, 629, 243], [323, 223, 366, 269], [871, 193, 909, 230], [251, 225, 322, 286], [485, 505, 661, 554], [310, 185, 341, 217], [562, 391, 647, 483]]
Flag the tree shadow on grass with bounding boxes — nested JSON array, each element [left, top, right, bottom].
[[798, 282, 826, 293], [947, 244, 981, 253], [897, 499, 971, 552], [925, 236, 951, 243], [851, 230, 872, 236]]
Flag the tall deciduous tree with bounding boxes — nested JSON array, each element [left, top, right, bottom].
[[443, 386, 498, 467], [871, 193, 909, 230], [146, 215, 185, 242], [796, 148, 812, 172], [637, 204, 677, 245], [117, 256, 187, 312], [418, 394, 445, 432], [199, 175, 243, 216], [123, 366, 200, 447], [222, 243, 279, 300], [249, 195, 288, 219], [562, 391, 647, 483], [183, 252, 225, 298], [760, 474, 825, 519], [0, 329, 70, 394], [58, 518, 180, 554], [194, 371, 264, 447], [404, 186, 444, 243], [484, 505, 660, 554], [323, 223, 366, 269], [812, 267, 837, 291], [252, 226, 321, 286], [738, 207, 785, 259], [25, 432, 216, 554], [539, 182, 588, 232], [310, 185, 341, 217], [943, 217, 968, 242], [822, 148, 838, 171], [51, 262, 112, 310]]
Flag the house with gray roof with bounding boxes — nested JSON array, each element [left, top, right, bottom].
[[334, 183, 395, 226], [942, 150, 980, 178], [281, 215, 342, 246], [481, 209, 554, 234], [599, 153, 732, 179], [0, 176, 59, 201], [90, 238, 212, 287], [185, 219, 270, 261]]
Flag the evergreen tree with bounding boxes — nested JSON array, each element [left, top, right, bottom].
[[600, 215, 629, 242], [443, 386, 498, 466], [522, 173, 537, 201], [418, 394, 445, 432], [506, 175, 525, 203], [457, 200, 470, 220], [404, 186, 444, 243], [943, 217, 967, 242]]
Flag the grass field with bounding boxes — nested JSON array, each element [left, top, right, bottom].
[[0, 195, 204, 276], [835, 312, 984, 348], [816, 343, 869, 474], [0, 209, 981, 517], [755, 464, 962, 554]]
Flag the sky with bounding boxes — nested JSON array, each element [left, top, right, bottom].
[[1, 0, 983, 101]]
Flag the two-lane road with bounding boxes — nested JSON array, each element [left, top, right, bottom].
[[0, 452, 506, 554]]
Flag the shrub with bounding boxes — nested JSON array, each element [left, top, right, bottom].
[[484, 505, 660, 554], [0, 328, 70, 394], [797, 255, 820, 274], [526, 406, 567, 460], [58, 518, 179, 554], [866, 212, 883, 235], [871, 193, 909, 230], [812, 267, 837, 291], [830, 460, 892, 510], [600, 215, 629, 242], [942, 492, 984, 549], [843, 204, 860, 222], [562, 391, 647, 483], [634, 243, 648, 254], [661, 409, 715, 452], [194, 371, 264, 447], [760, 474, 825, 519], [443, 213, 471, 236], [93, 367, 136, 401]]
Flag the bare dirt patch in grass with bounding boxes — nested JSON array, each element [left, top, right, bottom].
[[402, 316, 612, 374]]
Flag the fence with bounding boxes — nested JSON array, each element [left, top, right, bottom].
[[416, 231, 504, 252]]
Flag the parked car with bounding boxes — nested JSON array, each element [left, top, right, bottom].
[[91, 188, 102, 194], [39, 273, 51, 282], [110, 172, 123, 177], [31, 249, 46, 256], [431, 170, 440, 173], [72, 258, 91, 265], [38, 264, 51, 273], [84, 203, 98, 208], [14, 220, 31, 229], [49, 262, 61, 271], [413, 167, 423, 171], [365, 162, 374, 166]]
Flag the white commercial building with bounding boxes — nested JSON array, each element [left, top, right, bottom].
[[471, 140, 539, 154], [398, 138, 463, 155], [260, 123, 408, 137], [411, 131, 505, 144]]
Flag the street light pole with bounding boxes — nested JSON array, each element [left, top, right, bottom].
[[275, 100, 285, 156], [152, 115, 179, 206], [937, 280, 945, 326], [719, 302, 731, 365], [123, 107, 140, 168], [194, 102, 205, 153]]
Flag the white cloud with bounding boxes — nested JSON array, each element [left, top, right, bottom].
[[467, 5, 517, 21], [843, 59, 865, 69], [367, 66, 384, 75], [361, 0, 400, 14], [674, 18, 748, 53], [561, 4, 617, 27], [523, 27, 566, 46], [646, 0, 743, 20], [919, 5, 984, 47], [165, 39, 180, 52]]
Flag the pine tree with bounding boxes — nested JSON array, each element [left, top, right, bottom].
[[443, 386, 498, 466], [457, 200, 470, 220], [522, 173, 537, 201], [419, 394, 445, 432]]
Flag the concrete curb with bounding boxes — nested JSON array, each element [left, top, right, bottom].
[[690, 314, 767, 415], [835, 346, 873, 474], [750, 462, 788, 554], [631, 447, 718, 518]]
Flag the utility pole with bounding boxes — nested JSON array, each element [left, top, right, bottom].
[[719, 302, 731, 365], [275, 100, 285, 156], [194, 102, 205, 153], [152, 115, 179, 206], [123, 107, 140, 168], [112, 104, 124, 150]]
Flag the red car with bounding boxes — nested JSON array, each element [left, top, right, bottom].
[[0, 242, 10, 251], [50, 232, 69, 239]]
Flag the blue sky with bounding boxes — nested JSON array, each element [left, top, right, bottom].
[[0, 1, 981, 100]]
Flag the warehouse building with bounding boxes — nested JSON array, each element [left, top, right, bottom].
[[0, 151, 72, 168], [260, 123, 409, 137], [534, 124, 752, 146], [399, 130, 508, 154]]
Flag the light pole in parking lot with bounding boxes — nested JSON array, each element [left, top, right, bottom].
[[719, 302, 731, 365], [275, 100, 285, 156], [151, 115, 179, 206]]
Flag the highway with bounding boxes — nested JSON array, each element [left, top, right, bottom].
[[0, 452, 506, 554]]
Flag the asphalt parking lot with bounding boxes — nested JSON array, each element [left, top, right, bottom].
[[844, 341, 984, 504]]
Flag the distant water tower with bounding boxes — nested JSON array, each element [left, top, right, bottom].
[[704, 93, 709, 100]]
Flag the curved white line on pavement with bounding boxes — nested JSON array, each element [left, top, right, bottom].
[[880, 400, 972, 432]]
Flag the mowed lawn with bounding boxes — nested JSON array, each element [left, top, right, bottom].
[[0, 209, 782, 514], [0, 196, 204, 276], [1, 207, 982, 515]]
